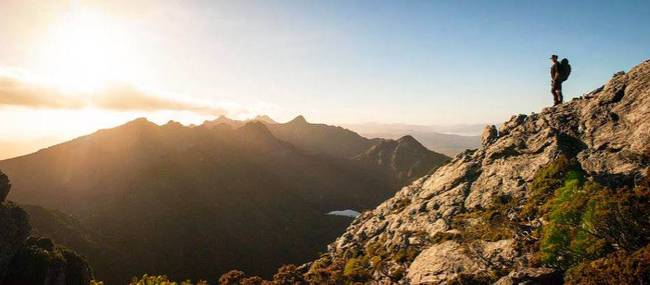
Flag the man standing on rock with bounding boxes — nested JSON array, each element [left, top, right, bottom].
[[550, 54, 563, 106]]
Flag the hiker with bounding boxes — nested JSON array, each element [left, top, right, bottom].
[[550, 54, 571, 106]]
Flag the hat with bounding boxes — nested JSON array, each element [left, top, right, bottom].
[[550, 54, 558, 59]]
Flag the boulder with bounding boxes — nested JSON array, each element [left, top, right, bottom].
[[481, 125, 498, 146]]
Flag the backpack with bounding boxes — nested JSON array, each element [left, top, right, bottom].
[[559, 58, 571, 82]]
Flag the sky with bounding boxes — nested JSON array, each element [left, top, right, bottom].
[[0, 0, 649, 157]]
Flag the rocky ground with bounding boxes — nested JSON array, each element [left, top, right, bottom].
[[310, 59, 649, 284]]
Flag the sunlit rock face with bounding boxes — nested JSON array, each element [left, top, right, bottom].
[[320, 59, 650, 284]]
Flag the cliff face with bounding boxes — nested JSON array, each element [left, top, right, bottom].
[[313, 60, 650, 284]]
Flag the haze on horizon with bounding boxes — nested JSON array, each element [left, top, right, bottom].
[[1, 0, 649, 159]]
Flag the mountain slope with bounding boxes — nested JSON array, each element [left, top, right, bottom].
[[202, 115, 451, 183], [282, 60, 650, 284], [359, 131, 480, 157], [203, 115, 377, 159], [0, 171, 93, 285], [0, 119, 397, 283], [354, 135, 450, 185]]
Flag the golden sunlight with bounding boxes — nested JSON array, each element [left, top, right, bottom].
[[34, 8, 144, 92]]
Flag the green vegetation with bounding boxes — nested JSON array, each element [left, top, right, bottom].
[[534, 166, 650, 273], [520, 157, 650, 283], [304, 255, 345, 284], [428, 156, 650, 283], [0, 171, 10, 201], [130, 265, 311, 285], [2, 236, 93, 285], [446, 272, 496, 285], [267, 157, 650, 284], [1, 171, 95, 285], [392, 247, 420, 263], [129, 275, 205, 285], [452, 194, 517, 243], [430, 231, 461, 244], [343, 257, 371, 281], [564, 245, 650, 284], [519, 155, 575, 220], [538, 169, 596, 268]]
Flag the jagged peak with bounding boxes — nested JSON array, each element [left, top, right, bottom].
[[122, 117, 158, 128], [212, 115, 237, 123], [396, 135, 428, 150], [163, 120, 184, 128], [397, 135, 418, 144], [238, 121, 275, 138], [287, 115, 308, 125], [201, 115, 243, 128], [252, 115, 277, 124]]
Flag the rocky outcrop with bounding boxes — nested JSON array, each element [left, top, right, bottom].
[[318, 59, 650, 284], [406, 239, 516, 284], [0, 170, 93, 285], [480, 125, 498, 146]]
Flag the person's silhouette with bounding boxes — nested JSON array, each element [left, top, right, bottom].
[[550, 55, 563, 106]]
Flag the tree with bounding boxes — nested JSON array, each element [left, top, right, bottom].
[[0, 171, 10, 202], [219, 270, 245, 285]]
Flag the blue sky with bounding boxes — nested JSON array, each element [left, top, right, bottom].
[[0, 0, 649, 140], [235, 0, 649, 124], [158, 0, 650, 124]]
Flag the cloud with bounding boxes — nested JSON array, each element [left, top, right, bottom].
[[0, 75, 86, 108], [0, 73, 229, 116], [92, 84, 227, 115]]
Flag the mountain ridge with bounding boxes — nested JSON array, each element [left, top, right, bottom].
[[200, 115, 450, 184], [307, 59, 650, 284], [207, 59, 650, 284], [0, 111, 447, 283]]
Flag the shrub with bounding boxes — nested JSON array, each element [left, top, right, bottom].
[[520, 155, 577, 220], [304, 256, 346, 284], [564, 245, 650, 284], [452, 194, 517, 243], [0, 171, 10, 201], [343, 258, 370, 282], [392, 247, 419, 263], [3, 237, 93, 285], [219, 270, 245, 285], [128, 274, 203, 285], [272, 264, 306, 284], [538, 176, 594, 268], [584, 180, 650, 252], [536, 162, 650, 275]]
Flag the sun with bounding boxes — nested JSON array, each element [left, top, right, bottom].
[[35, 9, 142, 92]]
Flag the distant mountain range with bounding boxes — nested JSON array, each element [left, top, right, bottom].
[[202, 115, 450, 185], [0, 116, 448, 283], [342, 122, 483, 157]]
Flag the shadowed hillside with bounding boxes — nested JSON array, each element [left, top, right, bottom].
[[0, 171, 93, 285], [0, 118, 444, 283], [202, 115, 450, 184]]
